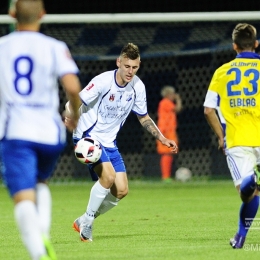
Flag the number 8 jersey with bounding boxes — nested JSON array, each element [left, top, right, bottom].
[[0, 31, 79, 144], [204, 52, 260, 148]]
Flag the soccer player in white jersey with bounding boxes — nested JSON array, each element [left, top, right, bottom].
[[65, 43, 178, 242], [204, 23, 260, 249], [0, 1, 81, 259]]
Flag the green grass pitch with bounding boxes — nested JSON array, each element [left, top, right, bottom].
[[1, 180, 260, 260]]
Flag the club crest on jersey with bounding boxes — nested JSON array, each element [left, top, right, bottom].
[[109, 94, 115, 102], [126, 94, 133, 102], [86, 83, 94, 91]]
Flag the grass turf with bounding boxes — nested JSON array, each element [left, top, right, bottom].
[[1, 180, 260, 260]]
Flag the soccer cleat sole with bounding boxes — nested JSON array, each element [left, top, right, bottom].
[[72, 221, 80, 233], [72, 220, 92, 242]]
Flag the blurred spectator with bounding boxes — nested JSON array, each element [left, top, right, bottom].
[[156, 86, 182, 182]]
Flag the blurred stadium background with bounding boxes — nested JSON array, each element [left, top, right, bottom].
[[0, 1, 260, 182]]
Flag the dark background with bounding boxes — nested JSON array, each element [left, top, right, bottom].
[[0, 0, 258, 179], [0, 1, 260, 14]]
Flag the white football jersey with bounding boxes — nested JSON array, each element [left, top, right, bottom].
[[0, 31, 79, 144], [74, 70, 148, 147]]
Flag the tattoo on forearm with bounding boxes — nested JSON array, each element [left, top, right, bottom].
[[141, 119, 160, 139]]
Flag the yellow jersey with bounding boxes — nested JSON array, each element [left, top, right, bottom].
[[208, 52, 260, 148]]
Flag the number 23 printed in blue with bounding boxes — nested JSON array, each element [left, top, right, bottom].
[[227, 68, 259, 96]]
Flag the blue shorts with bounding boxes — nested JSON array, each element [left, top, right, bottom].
[[0, 139, 65, 197], [73, 138, 126, 181]]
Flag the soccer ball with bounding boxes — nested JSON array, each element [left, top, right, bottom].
[[175, 167, 192, 182], [74, 137, 102, 164]]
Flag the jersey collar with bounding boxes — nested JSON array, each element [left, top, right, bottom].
[[114, 69, 128, 88], [236, 52, 260, 59]]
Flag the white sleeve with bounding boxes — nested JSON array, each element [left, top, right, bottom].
[[79, 78, 101, 105], [132, 82, 148, 116], [55, 41, 79, 77], [203, 90, 218, 108]]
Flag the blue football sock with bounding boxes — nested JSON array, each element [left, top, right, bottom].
[[238, 195, 259, 237], [240, 175, 256, 197]]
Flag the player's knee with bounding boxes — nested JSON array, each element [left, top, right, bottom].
[[240, 191, 256, 203], [117, 185, 129, 199], [13, 189, 36, 204], [100, 171, 116, 187]]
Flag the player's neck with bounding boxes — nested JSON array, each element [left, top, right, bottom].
[[16, 23, 40, 32], [115, 71, 127, 87]]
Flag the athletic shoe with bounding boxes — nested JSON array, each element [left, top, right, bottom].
[[254, 164, 260, 189], [73, 218, 81, 233], [42, 236, 57, 260], [73, 218, 93, 242], [229, 233, 245, 249]]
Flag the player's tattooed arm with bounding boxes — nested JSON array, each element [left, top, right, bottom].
[[137, 114, 161, 140], [137, 114, 178, 153]]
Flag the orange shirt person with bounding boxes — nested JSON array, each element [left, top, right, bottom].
[[156, 86, 182, 181]]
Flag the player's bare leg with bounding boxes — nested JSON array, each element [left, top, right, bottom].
[[94, 172, 128, 217], [73, 162, 115, 241]]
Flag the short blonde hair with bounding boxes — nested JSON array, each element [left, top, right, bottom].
[[13, 0, 44, 24], [160, 86, 175, 98], [120, 43, 140, 60]]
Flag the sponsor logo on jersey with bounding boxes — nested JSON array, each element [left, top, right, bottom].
[[86, 83, 94, 91], [109, 94, 115, 101]]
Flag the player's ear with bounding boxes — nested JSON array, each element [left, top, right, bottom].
[[116, 57, 120, 68], [232, 43, 238, 52], [255, 40, 259, 49], [8, 7, 16, 18], [39, 9, 46, 19]]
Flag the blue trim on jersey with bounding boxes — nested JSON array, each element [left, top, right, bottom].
[[130, 84, 137, 100], [80, 97, 88, 106], [82, 87, 112, 138], [236, 52, 260, 59], [83, 123, 97, 138], [131, 110, 148, 116], [221, 123, 226, 137], [217, 94, 220, 106], [129, 83, 147, 116], [114, 69, 128, 88]]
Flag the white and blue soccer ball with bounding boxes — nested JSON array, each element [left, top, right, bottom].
[[74, 137, 102, 164], [175, 167, 192, 182]]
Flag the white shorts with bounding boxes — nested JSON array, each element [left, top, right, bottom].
[[226, 146, 260, 187]]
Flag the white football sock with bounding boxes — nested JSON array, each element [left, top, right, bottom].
[[83, 181, 109, 224], [98, 192, 120, 215], [36, 183, 51, 238], [14, 200, 46, 260]]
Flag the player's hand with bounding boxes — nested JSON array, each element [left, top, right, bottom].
[[161, 138, 178, 154], [218, 137, 225, 155], [63, 102, 80, 132], [175, 93, 181, 100], [63, 110, 79, 132]]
